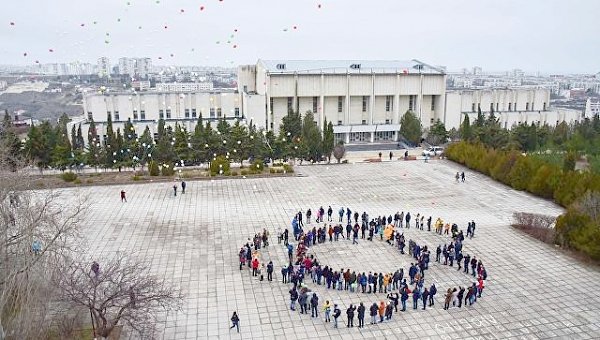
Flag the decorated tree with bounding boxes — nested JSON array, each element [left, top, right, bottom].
[[322, 118, 335, 163], [399, 110, 422, 145]]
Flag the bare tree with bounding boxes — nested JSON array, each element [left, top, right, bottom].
[[54, 253, 183, 339], [333, 142, 346, 164], [0, 144, 88, 339]]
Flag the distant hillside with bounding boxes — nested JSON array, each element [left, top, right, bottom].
[[0, 91, 82, 122]]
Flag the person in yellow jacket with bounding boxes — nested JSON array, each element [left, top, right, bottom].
[[323, 300, 332, 322]]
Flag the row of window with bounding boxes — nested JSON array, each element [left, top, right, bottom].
[[471, 102, 547, 112], [279, 95, 428, 114], [96, 108, 240, 122]]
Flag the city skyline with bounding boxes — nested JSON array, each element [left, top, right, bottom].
[[0, 0, 599, 74]]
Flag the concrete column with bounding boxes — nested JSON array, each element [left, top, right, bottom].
[[370, 132, 375, 143], [345, 73, 350, 125], [345, 133, 350, 144], [394, 73, 400, 124], [369, 72, 375, 125], [320, 73, 325, 131], [417, 74, 424, 122]]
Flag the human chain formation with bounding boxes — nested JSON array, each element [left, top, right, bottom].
[[237, 206, 488, 330]]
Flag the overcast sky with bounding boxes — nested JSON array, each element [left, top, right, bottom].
[[1, 0, 598, 74]]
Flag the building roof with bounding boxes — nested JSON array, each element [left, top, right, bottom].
[[258, 59, 445, 75]]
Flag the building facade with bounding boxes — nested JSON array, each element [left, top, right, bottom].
[[237, 59, 447, 143], [97, 57, 111, 78], [444, 88, 556, 129], [586, 98, 600, 118], [77, 91, 242, 144]]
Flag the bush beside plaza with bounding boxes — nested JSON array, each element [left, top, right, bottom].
[[447, 141, 600, 260]]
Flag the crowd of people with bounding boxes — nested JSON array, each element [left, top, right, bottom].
[[235, 205, 488, 331]]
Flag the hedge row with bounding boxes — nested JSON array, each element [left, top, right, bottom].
[[447, 141, 600, 260], [445, 141, 600, 207]]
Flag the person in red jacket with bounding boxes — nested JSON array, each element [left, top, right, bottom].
[[251, 258, 259, 276]]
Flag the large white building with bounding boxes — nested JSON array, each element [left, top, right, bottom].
[[586, 98, 600, 118], [72, 59, 579, 147], [238, 59, 447, 143]]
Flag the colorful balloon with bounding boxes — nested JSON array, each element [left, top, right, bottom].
[[48, 48, 54, 52], [9, 22, 15, 26], [200, 6, 205, 11]]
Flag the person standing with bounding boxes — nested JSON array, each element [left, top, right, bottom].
[[346, 304, 356, 328], [461, 172, 465, 182], [181, 181, 186, 194], [173, 183, 177, 196], [230, 311, 240, 333], [357, 302, 365, 328], [327, 206, 333, 222], [310, 293, 319, 317], [378, 301, 385, 323], [120, 190, 127, 202], [389, 151, 393, 161], [267, 261, 274, 281], [323, 300, 332, 323], [421, 288, 429, 310], [378, 152, 382, 159], [333, 304, 341, 328], [455, 172, 460, 183], [429, 284, 437, 306], [369, 302, 378, 324], [289, 288, 298, 311]]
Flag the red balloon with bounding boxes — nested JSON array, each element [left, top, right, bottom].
[[180, 9, 185, 13], [48, 49, 54, 52], [9, 22, 15, 26], [158, 56, 162, 60], [318, 4, 322, 8], [233, 44, 237, 48], [293, 26, 297, 30], [80, 23, 85, 27], [164, 25, 168, 29], [170, 53, 174, 57], [35, 60, 39, 64], [200, 6, 205, 11], [23, 52, 27, 57], [234, 29, 238, 32]]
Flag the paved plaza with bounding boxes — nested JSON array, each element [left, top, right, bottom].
[[65, 158, 600, 339]]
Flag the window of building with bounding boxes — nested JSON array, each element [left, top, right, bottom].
[[409, 96, 415, 111], [361, 119, 367, 125], [385, 119, 390, 124], [210, 108, 215, 118], [166, 109, 171, 119], [514, 102, 517, 111], [543, 102, 546, 111], [133, 110, 138, 120], [140, 110, 146, 120], [312, 97, 318, 113], [185, 109, 190, 118], [107, 111, 111, 121], [87, 112, 93, 121], [508, 103, 512, 111], [477, 103, 481, 111], [234, 108, 240, 117], [471, 103, 475, 112], [159, 109, 164, 119], [287, 97, 293, 111], [217, 108, 222, 117], [490, 103, 494, 112], [431, 96, 435, 111], [385, 96, 392, 112], [337, 120, 342, 125], [269, 97, 274, 113], [531, 103, 534, 111], [114, 112, 120, 121], [496, 103, 499, 112], [192, 109, 197, 118], [362, 96, 368, 112], [270, 122, 274, 129], [525, 103, 529, 111], [338, 96, 343, 113]]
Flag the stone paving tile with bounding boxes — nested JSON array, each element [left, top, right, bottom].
[[57, 160, 600, 339]]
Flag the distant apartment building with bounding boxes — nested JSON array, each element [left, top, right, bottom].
[[132, 80, 151, 91], [97, 57, 111, 78], [154, 82, 214, 92], [586, 98, 600, 118], [118, 57, 152, 78], [0, 80, 7, 91]]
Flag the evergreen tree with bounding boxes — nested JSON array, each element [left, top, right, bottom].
[[322, 118, 335, 163], [301, 112, 323, 162], [173, 123, 191, 164], [51, 121, 72, 171], [76, 124, 85, 151], [71, 124, 78, 150], [191, 114, 208, 164], [427, 119, 448, 145], [459, 114, 472, 141], [475, 105, 485, 127], [104, 114, 116, 168], [399, 110, 422, 145], [229, 120, 250, 166], [137, 126, 154, 169], [86, 119, 102, 169], [1, 110, 22, 170]]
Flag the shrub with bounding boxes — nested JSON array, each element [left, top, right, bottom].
[[231, 171, 238, 176], [250, 160, 265, 174], [61, 172, 78, 182], [527, 164, 560, 199], [240, 169, 249, 176], [149, 161, 160, 176], [132, 175, 142, 181], [269, 168, 276, 174], [73, 178, 82, 185], [161, 163, 175, 176], [276, 168, 284, 174], [86, 179, 93, 184], [210, 156, 231, 176], [283, 164, 294, 173]]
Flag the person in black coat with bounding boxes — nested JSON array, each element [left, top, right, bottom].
[[357, 303, 366, 328], [346, 304, 356, 327]]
